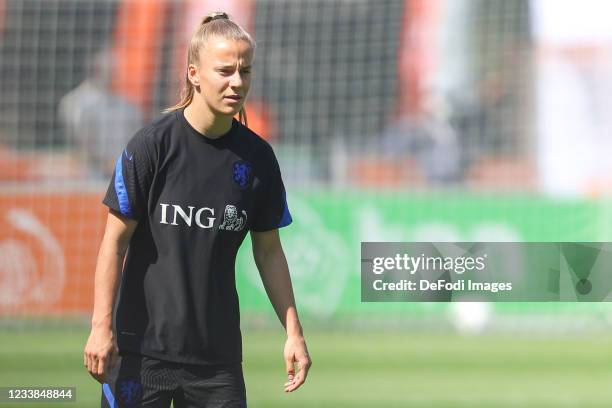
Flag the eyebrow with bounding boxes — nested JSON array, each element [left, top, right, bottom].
[[217, 65, 252, 69]]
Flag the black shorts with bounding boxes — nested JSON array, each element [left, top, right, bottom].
[[100, 353, 246, 408]]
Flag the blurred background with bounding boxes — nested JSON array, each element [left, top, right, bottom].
[[1, 0, 612, 407]]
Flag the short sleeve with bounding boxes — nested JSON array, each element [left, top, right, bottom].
[[250, 152, 292, 232], [102, 131, 155, 220]]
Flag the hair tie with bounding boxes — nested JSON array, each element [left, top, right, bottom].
[[202, 12, 229, 25]]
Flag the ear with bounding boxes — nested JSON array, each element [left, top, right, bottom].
[[187, 63, 200, 87]]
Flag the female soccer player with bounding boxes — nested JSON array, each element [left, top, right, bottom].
[[84, 12, 311, 408]]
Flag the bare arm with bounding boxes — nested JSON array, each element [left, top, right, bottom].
[[84, 209, 138, 383], [251, 229, 312, 392]]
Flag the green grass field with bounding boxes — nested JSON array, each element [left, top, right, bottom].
[[1, 329, 611, 407]]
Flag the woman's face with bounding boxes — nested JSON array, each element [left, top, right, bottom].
[[191, 37, 254, 117]]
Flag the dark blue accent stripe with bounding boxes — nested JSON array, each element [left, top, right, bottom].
[[114, 155, 133, 217], [103, 384, 117, 408], [278, 190, 292, 228]]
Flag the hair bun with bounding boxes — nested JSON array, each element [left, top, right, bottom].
[[202, 12, 229, 25]]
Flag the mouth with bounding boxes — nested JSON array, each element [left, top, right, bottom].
[[224, 95, 242, 101]]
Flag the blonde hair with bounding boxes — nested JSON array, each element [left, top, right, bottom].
[[164, 11, 256, 127]]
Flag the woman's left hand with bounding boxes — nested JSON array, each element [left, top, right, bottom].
[[282, 335, 312, 392]]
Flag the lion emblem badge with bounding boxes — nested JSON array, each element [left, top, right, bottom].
[[233, 160, 252, 189], [118, 378, 142, 406], [219, 205, 247, 231]]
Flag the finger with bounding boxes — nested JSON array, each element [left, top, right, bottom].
[[96, 356, 106, 377], [284, 359, 311, 392], [283, 377, 296, 387], [284, 371, 303, 391], [285, 373, 305, 392], [83, 352, 88, 367], [85, 355, 104, 384], [284, 379, 300, 392], [86, 354, 94, 374], [87, 357, 104, 384], [284, 357, 295, 380]]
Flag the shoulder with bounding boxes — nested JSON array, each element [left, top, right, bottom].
[[141, 111, 177, 142], [128, 111, 178, 150], [233, 121, 285, 183], [234, 120, 276, 159]]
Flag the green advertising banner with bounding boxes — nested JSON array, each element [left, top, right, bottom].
[[235, 191, 612, 318]]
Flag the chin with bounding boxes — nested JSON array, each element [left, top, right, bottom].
[[211, 106, 239, 118], [225, 107, 243, 116]]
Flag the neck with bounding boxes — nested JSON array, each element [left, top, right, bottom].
[[184, 99, 234, 139]]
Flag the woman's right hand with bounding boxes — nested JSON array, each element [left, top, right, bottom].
[[84, 209, 135, 384], [84, 325, 118, 384]]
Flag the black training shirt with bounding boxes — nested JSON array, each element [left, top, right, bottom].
[[103, 108, 292, 365]]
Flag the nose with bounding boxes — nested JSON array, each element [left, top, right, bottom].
[[229, 71, 244, 88]]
